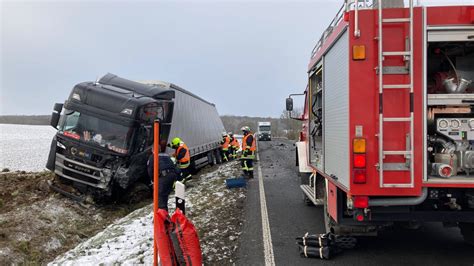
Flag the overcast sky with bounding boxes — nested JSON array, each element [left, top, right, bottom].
[[1, 0, 342, 117], [2, 1, 468, 117]]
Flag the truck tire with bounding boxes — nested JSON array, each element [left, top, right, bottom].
[[215, 149, 223, 164], [459, 222, 474, 246], [208, 151, 216, 166], [126, 182, 151, 204]]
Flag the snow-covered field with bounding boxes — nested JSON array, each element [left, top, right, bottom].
[[50, 161, 246, 265]]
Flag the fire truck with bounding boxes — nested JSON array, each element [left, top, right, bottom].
[[286, 0, 474, 244]]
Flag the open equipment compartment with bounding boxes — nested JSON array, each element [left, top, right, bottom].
[[426, 26, 474, 183]]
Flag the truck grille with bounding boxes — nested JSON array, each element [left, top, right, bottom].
[[55, 154, 108, 189]]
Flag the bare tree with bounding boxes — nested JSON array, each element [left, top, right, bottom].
[[280, 108, 303, 140]]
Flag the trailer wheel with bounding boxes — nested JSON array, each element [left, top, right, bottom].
[[215, 149, 223, 164], [208, 151, 216, 166], [459, 222, 474, 246]]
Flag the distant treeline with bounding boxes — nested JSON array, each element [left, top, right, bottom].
[[1, 113, 302, 139], [0, 115, 51, 125]]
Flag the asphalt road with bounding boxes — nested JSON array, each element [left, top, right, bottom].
[[237, 139, 473, 266]]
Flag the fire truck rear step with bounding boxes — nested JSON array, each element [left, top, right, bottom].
[[300, 184, 324, 206]]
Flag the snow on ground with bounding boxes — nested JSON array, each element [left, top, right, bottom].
[[50, 161, 246, 265]]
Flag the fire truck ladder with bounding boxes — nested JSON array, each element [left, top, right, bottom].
[[377, 0, 415, 188]]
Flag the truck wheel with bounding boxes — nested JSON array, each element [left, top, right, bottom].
[[126, 182, 151, 204], [459, 222, 474, 246], [215, 149, 223, 164], [208, 151, 216, 166]]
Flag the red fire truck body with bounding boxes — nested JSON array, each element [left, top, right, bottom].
[[289, 1, 474, 242]]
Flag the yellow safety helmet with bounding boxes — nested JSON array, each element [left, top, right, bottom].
[[171, 137, 182, 148]]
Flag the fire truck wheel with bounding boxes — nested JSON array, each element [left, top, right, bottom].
[[459, 222, 474, 246], [303, 193, 313, 206]]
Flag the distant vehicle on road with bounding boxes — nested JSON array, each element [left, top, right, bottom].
[[257, 121, 272, 141], [46, 73, 225, 201]]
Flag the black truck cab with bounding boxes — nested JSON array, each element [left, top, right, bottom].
[[46, 74, 175, 198]]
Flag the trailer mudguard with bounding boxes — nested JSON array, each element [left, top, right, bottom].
[[170, 208, 203, 266], [155, 209, 177, 266]]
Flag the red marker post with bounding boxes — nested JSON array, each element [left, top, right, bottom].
[[153, 120, 160, 266]]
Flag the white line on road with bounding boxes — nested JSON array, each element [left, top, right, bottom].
[[256, 143, 276, 266]]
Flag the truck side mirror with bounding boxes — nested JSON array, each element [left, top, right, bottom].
[[54, 103, 63, 112], [50, 103, 63, 129], [286, 97, 293, 111]]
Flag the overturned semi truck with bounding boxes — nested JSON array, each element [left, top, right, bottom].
[[46, 73, 225, 200]]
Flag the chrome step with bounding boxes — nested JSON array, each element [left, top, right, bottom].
[[300, 184, 323, 206], [382, 51, 410, 56], [383, 84, 412, 89], [383, 151, 412, 156], [383, 117, 412, 122], [382, 18, 410, 23]]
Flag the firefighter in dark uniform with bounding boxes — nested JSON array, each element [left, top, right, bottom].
[[147, 152, 179, 211], [170, 137, 192, 182], [240, 126, 256, 178]]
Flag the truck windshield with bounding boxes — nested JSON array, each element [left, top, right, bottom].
[[259, 126, 271, 131], [58, 110, 132, 154]]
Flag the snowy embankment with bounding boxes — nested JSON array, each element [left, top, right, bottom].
[[50, 161, 245, 265]]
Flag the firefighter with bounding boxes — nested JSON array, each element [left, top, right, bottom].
[[169, 137, 192, 182], [147, 152, 179, 211], [240, 126, 256, 178], [220, 132, 231, 162], [230, 132, 239, 159]]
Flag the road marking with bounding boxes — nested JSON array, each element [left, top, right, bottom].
[[256, 144, 276, 266]]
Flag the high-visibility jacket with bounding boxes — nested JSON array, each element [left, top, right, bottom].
[[174, 143, 190, 168], [231, 138, 239, 148], [221, 135, 230, 150], [242, 134, 256, 152]]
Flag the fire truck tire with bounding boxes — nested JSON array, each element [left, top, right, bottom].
[[295, 148, 299, 167], [303, 193, 313, 206], [459, 222, 474, 246]]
